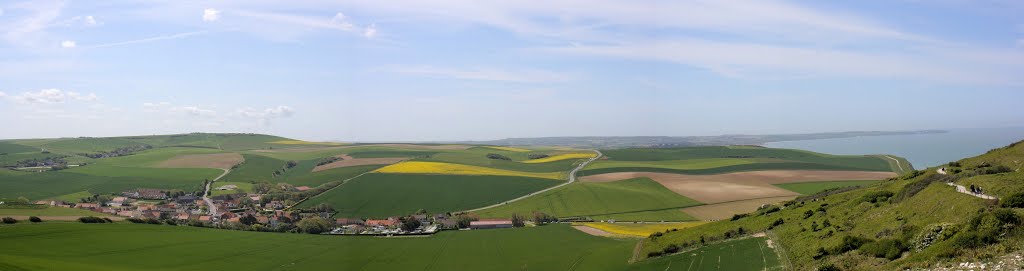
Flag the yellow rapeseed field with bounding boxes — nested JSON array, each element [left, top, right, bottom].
[[522, 153, 597, 164], [483, 146, 531, 152], [375, 161, 563, 179], [576, 222, 708, 237], [268, 140, 346, 145]]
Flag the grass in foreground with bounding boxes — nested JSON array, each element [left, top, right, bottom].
[[476, 178, 701, 222], [0, 223, 634, 271], [0, 205, 111, 217]]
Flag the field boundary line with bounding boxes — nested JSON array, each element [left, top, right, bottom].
[[630, 239, 645, 263]]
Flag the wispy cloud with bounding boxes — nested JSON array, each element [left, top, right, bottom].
[[202, 8, 221, 22], [84, 31, 207, 49], [385, 65, 574, 83], [5, 89, 98, 104]]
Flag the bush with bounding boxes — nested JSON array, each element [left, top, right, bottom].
[[730, 213, 749, 221], [647, 251, 663, 258], [485, 153, 511, 160], [818, 264, 841, 271], [1001, 193, 1024, 208], [297, 217, 331, 234], [860, 238, 907, 260], [830, 235, 872, 255], [2, 217, 17, 224], [145, 218, 161, 224], [29, 216, 42, 223], [527, 154, 549, 160], [78, 216, 108, 223], [662, 244, 680, 254], [860, 191, 894, 203], [127, 218, 146, 223]]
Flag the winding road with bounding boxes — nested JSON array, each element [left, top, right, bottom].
[[937, 167, 998, 200], [458, 150, 602, 214], [203, 169, 231, 219]]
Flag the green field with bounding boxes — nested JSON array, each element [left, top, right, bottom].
[[299, 173, 560, 218], [476, 178, 702, 221], [629, 237, 783, 271], [773, 180, 880, 195], [220, 154, 286, 183], [210, 182, 255, 196], [0, 223, 634, 271]]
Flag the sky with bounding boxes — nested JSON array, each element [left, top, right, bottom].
[[1, 0, 1023, 142]]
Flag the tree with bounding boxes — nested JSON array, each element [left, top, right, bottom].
[[29, 216, 42, 223], [253, 182, 273, 194], [456, 214, 477, 229], [511, 213, 526, 227], [532, 212, 557, 225], [240, 214, 258, 225], [2, 217, 17, 224], [286, 160, 299, 168], [415, 209, 427, 215], [297, 217, 331, 234], [401, 217, 421, 232]]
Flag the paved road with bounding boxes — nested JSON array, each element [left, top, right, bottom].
[[937, 167, 998, 200], [203, 169, 231, 219], [458, 150, 602, 214]]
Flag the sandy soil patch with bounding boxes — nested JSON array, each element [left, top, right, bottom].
[[253, 144, 472, 153], [156, 153, 244, 170], [580, 170, 895, 204], [681, 196, 797, 221], [312, 154, 407, 172], [6, 215, 125, 221], [572, 225, 614, 236]]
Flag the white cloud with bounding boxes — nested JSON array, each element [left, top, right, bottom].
[[330, 12, 355, 31], [0, 91, 6, 97], [9, 89, 99, 104], [203, 8, 221, 22], [84, 15, 97, 26], [236, 105, 295, 126], [386, 65, 574, 83], [60, 40, 75, 48], [142, 101, 170, 110], [364, 23, 377, 38], [173, 106, 217, 117]]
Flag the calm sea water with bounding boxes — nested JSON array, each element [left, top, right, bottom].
[[765, 127, 1024, 169]]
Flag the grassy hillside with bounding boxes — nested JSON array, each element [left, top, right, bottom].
[[0, 223, 634, 271], [774, 180, 880, 195], [637, 140, 1024, 270], [477, 178, 702, 221], [299, 173, 560, 218]]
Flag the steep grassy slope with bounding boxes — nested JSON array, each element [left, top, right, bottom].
[[638, 140, 1024, 271]]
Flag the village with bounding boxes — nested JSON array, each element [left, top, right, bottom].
[[33, 185, 521, 236]]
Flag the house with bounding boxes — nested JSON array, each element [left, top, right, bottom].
[[175, 213, 191, 220], [266, 201, 285, 210], [136, 189, 167, 200], [227, 217, 241, 223], [365, 219, 398, 227], [336, 218, 365, 226], [117, 210, 135, 217], [198, 216, 212, 222], [437, 218, 458, 229], [176, 195, 198, 204], [256, 216, 270, 224], [112, 196, 127, 203], [248, 194, 261, 202], [470, 220, 514, 230], [295, 186, 312, 192], [142, 210, 161, 219], [412, 214, 428, 222], [75, 203, 99, 209]]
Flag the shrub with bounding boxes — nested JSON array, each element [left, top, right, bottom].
[[485, 153, 511, 160], [912, 223, 958, 251], [647, 251, 663, 258], [527, 154, 549, 160], [818, 264, 841, 271], [860, 238, 907, 260], [803, 210, 814, 219], [1001, 193, 1024, 208], [662, 244, 680, 254], [145, 218, 161, 224], [860, 191, 894, 203], [730, 213, 749, 221], [830, 235, 872, 255], [2, 217, 17, 224], [78, 216, 108, 223], [29, 216, 42, 223], [127, 218, 146, 223]]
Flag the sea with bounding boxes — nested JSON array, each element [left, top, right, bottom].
[[764, 127, 1024, 169]]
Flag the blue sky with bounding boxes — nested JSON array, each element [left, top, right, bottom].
[[1, 0, 1022, 141]]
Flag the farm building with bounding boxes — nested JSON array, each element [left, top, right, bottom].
[[470, 220, 513, 229]]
